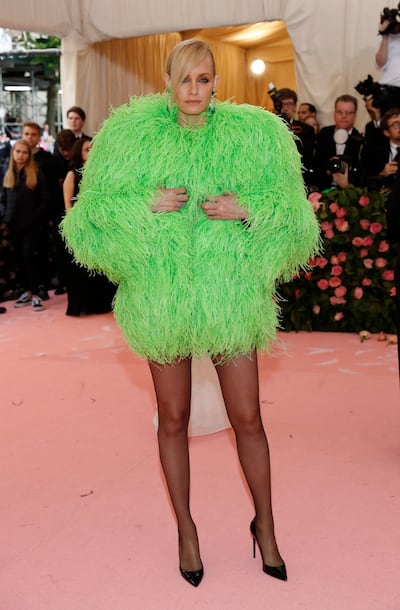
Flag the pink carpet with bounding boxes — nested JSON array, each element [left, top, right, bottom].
[[1, 293, 399, 610]]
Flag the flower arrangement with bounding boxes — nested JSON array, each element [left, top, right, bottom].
[[280, 186, 397, 333]]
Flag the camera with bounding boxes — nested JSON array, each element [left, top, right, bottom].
[[328, 156, 348, 174], [379, 4, 400, 35], [267, 83, 283, 114], [354, 74, 382, 104], [267, 82, 291, 125]]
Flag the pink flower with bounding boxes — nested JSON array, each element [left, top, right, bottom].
[[382, 269, 394, 281], [334, 285, 347, 298], [331, 265, 343, 276], [320, 221, 333, 231], [363, 259, 373, 269], [330, 296, 346, 306], [358, 195, 369, 206], [360, 248, 369, 258], [354, 287, 363, 299], [363, 236, 373, 247], [337, 252, 347, 262], [375, 258, 387, 268], [329, 276, 342, 288], [317, 279, 329, 290], [370, 222, 383, 235], [359, 219, 370, 230], [330, 255, 339, 265], [390, 286, 397, 297], [317, 257, 328, 269], [324, 229, 335, 239], [352, 237, 363, 247], [362, 277, 372, 286], [378, 240, 390, 253], [334, 312, 344, 321], [308, 192, 322, 202], [334, 218, 349, 232], [313, 305, 320, 314], [329, 202, 339, 213], [336, 207, 347, 218]]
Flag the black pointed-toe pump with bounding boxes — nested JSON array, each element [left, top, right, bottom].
[[179, 566, 204, 587], [250, 518, 287, 581]]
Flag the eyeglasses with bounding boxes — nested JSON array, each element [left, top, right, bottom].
[[281, 101, 295, 107], [388, 121, 400, 129], [335, 109, 355, 116]]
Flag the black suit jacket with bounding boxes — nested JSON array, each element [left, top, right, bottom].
[[386, 167, 400, 244], [313, 125, 364, 190], [361, 139, 393, 189], [290, 119, 315, 169]]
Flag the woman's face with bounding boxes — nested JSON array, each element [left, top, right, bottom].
[[13, 143, 30, 168], [172, 56, 218, 124], [81, 140, 91, 163]]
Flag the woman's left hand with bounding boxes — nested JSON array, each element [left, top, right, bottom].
[[201, 193, 249, 220]]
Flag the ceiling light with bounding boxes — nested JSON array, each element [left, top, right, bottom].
[[5, 85, 31, 92]]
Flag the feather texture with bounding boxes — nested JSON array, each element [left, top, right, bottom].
[[61, 95, 320, 363]]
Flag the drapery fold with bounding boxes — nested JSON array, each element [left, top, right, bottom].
[[1, 0, 381, 133]]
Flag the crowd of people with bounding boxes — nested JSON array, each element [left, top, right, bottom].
[[0, 107, 115, 315], [1, 10, 400, 321]]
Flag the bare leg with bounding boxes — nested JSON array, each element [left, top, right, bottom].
[[213, 351, 283, 566], [148, 358, 202, 572]]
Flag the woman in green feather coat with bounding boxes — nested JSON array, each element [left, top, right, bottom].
[[62, 39, 320, 587]]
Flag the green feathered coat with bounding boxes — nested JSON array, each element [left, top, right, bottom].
[[61, 95, 320, 363]]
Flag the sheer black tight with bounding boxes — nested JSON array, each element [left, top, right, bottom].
[[148, 350, 282, 571]]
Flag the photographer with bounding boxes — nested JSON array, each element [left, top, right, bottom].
[[268, 87, 315, 187], [362, 108, 400, 189], [312, 94, 364, 191], [375, 4, 400, 113], [385, 160, 400, 371]]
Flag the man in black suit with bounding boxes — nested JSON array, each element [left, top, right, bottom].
[[274, 88, 315, 186], [362, 108, 400, 189], [385, 164, 400, 372], [313, 94, 364, 191]]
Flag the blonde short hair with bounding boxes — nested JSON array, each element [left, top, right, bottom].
[[165, 39, 216, 93]]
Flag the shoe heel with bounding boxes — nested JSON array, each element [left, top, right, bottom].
[[249, 517, 287, 581]]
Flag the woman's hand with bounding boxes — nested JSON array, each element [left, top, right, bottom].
[[201, 193, 249, 220], [151, 187, 188, 213]]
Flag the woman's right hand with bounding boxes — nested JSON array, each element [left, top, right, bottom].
[[151, 187, 188, 213]]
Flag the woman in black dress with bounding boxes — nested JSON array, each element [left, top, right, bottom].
[[63, 137, 115, 316]]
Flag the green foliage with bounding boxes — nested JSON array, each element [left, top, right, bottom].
[[16, 32, 60, 76], [280, 186, 397, 333]]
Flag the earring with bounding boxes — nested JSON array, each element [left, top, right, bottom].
[[208, 91, 216, 115], [166, 88, 172, 114]]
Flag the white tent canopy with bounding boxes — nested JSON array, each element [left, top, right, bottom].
[[0, 0, 385, 133]]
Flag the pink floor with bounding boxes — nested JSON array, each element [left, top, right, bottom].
[[1, 293, 399, 610]]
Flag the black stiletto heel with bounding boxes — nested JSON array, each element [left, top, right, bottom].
[[179, 566, 204, 587], [250, 518, 287, 581]]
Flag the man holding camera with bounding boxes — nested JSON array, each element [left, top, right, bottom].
[[312, 94, 364, 191], [362, 108, 400, 189], [269, 88, 315, 187]]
